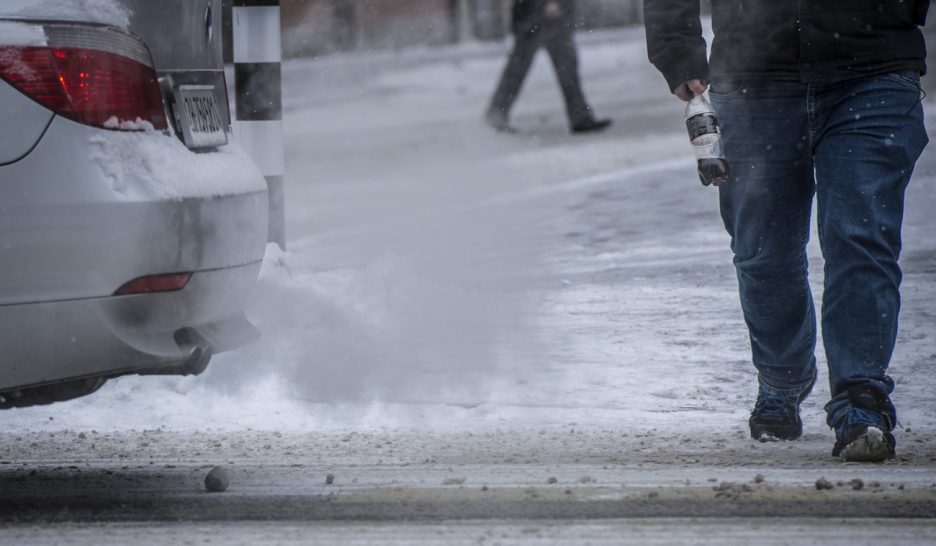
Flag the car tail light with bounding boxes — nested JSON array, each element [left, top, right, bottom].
[[0, 25, 166, 130], [115, 273, 192, 296]]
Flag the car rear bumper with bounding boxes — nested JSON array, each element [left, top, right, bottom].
[[0, 115, 270, 305], [0, 261, 262, 392]]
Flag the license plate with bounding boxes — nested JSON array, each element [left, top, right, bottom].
[[174, 85, 228, 150]]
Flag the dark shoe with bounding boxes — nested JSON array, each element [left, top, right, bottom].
[[831, 385, 896, 462], [570, 118, 611, 134], [749, 375, 815, 442], [484, 109, 513, 133]]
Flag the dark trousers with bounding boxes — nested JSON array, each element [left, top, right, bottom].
[[488, 30, 592, 126]]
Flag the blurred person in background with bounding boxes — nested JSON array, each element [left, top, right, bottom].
[[485, 0, 611, 133], [644, 0, 929, 462]]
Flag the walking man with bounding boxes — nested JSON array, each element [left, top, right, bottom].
[[644, 0, 929, 461], [485, 0, 610, 133]]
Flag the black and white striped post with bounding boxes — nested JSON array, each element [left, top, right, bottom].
[[232, 0, 285, 249]]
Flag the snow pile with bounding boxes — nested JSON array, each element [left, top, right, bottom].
[[102, 116, 154, 131], [0, 21, 47, 47], [0, 23, 48, 82], [5, 0, 131, 29], [89, 128, 267, 199]]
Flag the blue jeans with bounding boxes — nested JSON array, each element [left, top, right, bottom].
[[709, 72, 928, 428]]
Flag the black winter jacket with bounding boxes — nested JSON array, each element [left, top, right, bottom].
[[644, 0, 928, 92], [512, 0, 576, 36]]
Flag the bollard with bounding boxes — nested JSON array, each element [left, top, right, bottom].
[[232, 0, 285, 249]]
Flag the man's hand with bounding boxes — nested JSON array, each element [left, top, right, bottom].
[[675, 79, 708, 101], [544, 0, 562, 19]]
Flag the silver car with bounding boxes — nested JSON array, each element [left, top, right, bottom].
[[0, 0, 268, 408]]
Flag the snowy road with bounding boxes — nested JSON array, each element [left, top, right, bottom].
[[2, 429, 936, 543], [1, 429, 936, 543], [9, 520, 936, 546], [2, 26, 936, 543]]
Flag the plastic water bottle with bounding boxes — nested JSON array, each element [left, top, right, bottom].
[[685, 93, 730, 186]]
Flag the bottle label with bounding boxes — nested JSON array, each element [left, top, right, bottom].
[[686, 112, 720, 141], [693, 141, 723, 159]]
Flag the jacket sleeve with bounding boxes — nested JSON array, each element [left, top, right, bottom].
[[643, 0, 710, 93]]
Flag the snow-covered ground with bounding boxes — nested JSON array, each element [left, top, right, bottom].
[[3, 26, 935, 467]]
